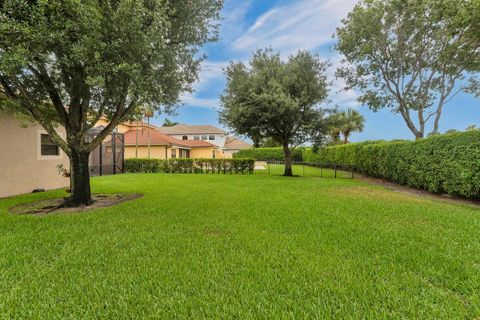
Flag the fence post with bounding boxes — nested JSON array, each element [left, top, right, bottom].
[[334, 165, 337, 179], [351, 167, 354, 179], [320, 165, 323, 178], [303, 163, 305, 176]]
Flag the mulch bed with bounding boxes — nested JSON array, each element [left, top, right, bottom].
[[10, 193, 143, 215]]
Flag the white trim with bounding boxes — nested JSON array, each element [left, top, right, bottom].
[[37, 130, 64, 160]]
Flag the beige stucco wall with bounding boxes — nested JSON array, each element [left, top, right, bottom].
[[0, 114, 69, 198], [124, 145, 167, 159]]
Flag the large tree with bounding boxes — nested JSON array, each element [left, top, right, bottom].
[[220, 49, 330, 176], [0, 0, 223, 206], [335, 0, 480, 139]]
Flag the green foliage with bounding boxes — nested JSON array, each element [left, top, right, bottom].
[[0, 0, 223, 205], [125, 158, 255, 174], [336, 0, 480, 138], [234, 148, 304, 161], [162, 118, 180, 127], [305, 132, 480, 198]]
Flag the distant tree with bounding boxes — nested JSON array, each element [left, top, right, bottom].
[[466, 125, 478, 131], [220, 49, 331, 176], [0, 0, 223, 206], [340, 108, 365, 144], [326, 112, 344, 143], [259, 137, 282, 148], [445, 129, 458, 134], [336, 0, 480, 139], [162, 118, 180, 127]]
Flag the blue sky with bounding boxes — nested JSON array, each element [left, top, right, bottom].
[[155, 0, 480, 142]]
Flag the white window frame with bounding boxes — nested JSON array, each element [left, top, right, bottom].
[[37, 130, 63, 160]]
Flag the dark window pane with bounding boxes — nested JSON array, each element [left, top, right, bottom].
[[209, 135, 215, 140], [201, 135, 207, 140], [40, 134, 59, 156]]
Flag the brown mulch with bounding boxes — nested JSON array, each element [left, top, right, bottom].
[[10, 193, 143, 215], [358, 176, 480, 208]]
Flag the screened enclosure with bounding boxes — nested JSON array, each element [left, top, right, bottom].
[[87, 126, 125, 176]]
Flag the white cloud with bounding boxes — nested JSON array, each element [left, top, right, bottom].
[[233, 0, 357, 55], [180, 92, 220, 110], [328, 54, 360, 108], [184, 0, 360, 111]]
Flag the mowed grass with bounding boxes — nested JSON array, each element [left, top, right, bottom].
[[0, 174, 480, 319]]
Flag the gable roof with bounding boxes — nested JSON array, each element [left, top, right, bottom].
[[157, 124, 226, 135], [123, 129, 217, 149], [124, 129, 171, 146], [224, 136, 252, 150]]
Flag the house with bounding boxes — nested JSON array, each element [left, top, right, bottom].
[[223, 136, 253, 158], [0, 115, 249, 198], [157, 124, 251, 158], [0, 114, 69, 198], [95, 119, 222, 159]]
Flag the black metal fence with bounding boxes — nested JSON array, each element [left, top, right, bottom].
[[253, 161, 355, 179], [88, 131, 125, 176]]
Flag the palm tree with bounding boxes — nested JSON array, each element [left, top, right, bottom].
[[340, 108, 365, 144], [327, 113, 344, 144], [144, 107, 154, 158]]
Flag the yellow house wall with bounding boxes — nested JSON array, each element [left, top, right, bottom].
[[190, 147, 217, 159], [95, 119, 132, 134], [125, 146, 167, 159], [0, 114, 70, 198]]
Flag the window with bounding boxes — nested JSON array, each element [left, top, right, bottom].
[[182, 135, 188, 140], [208, 135, 215, 140], [193, 136, 200, 140], [180, 149, 190, 158], [212, 150, 216, 159], [171, 149, 177, 159], [201, 135, 207, 140], [40, 134, 59, 156]]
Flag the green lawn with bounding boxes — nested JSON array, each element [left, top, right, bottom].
[[1, 174, 479, 319]]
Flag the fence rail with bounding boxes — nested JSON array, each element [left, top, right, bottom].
[[254, 161, 355, 179]]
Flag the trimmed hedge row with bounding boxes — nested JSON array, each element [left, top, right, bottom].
[[125, 158, 255, 174], [303, 131, 480, 199], [233, 147, 303, 161]]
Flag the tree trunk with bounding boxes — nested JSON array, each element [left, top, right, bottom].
[[282, 142, 293, 177], [67, 150, 93, 207], [343, 132, 349, 144]]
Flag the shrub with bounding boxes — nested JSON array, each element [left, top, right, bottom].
[[303, 132, 480, 199], [234, 147, 304, 161], [125, 158, 255, 174]]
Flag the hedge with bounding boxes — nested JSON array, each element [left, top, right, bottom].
[[303, 131, 480, 199], [233, 147, 304, 161], [125, 158, 255, 174]]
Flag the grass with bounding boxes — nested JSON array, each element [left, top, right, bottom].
[[0, 173, 479, 319]]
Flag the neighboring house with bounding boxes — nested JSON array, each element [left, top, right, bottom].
[[95, 119, 221, 159], [0, 116, 248, 198], [157, 124, 251, 158], [0, 114, 69, 198], [223, 136, 253, 158]]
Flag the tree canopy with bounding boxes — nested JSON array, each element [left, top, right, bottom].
[[0, 0, 223, 205], [336, 0, 480, 139], [162, 118, 180, 127], [220, 49, 331, 176]]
